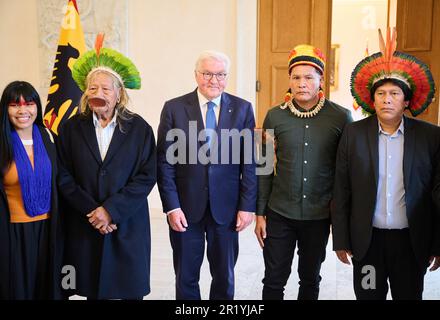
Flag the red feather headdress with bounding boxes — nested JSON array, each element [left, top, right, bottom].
[[351, 28, 435, 116]]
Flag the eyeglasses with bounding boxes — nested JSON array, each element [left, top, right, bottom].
[[197, 71, 228, 81]]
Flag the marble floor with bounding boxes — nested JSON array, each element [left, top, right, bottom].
[[145, 209, 440, 300], [72, 209, 440, 300]]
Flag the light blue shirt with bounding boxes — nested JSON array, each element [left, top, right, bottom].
[[372, 119, 409, 229]]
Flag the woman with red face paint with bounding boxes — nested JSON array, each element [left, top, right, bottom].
[[0, 81, 63, 299]]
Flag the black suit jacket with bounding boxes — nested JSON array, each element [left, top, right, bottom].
[[332, 115, 440, 268]]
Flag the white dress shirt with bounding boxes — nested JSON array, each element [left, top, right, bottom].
[[197, 89, 221, 128], [93, 111, 118, 161]]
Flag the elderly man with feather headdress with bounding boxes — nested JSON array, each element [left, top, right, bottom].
[[57, 34, 156, 300]]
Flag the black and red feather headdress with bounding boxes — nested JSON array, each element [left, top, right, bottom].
[[351, 28, 435, 116]]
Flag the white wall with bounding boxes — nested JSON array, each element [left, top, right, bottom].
[[0, 1, 40, 93], [236, 0, 257, 108], [330, 0, 389, 121], [0, 0, 257, 211]]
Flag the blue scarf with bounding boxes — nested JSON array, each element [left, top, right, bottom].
[[11, 125, 52, 217]]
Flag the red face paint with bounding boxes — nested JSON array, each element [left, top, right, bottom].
[[8, 96, 36, 108], [7, 95, 37, 132]]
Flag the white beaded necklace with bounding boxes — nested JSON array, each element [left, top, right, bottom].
[[280, 96, 325, 118]]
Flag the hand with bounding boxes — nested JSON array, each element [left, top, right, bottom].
[[335, 250, 353, 265], [167, 209, 188, 232], [428, 256, 440, 271], [87, 206, 112, 230], [254, 215, 266, 248], [236, 211, 254, 232], [99, 224, 118, 235]]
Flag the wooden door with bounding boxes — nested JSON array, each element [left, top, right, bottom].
[[396, 0, 440, 125], [256, 0, 332, 126]]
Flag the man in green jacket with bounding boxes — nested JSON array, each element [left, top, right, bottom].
[[255, 44, 352, 300]]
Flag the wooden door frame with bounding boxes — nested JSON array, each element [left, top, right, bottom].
[[256, 0, 333, 126]]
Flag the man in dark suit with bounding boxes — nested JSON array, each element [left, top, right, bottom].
[[332, 28, 440, 300], [157, 50, 257, 300]]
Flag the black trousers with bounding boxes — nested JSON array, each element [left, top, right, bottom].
[[169, 207, 238, 300], [353, 227, 425, 300], [262, 208, 330, 300]]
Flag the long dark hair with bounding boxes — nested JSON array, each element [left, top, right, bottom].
[[0, 81, 44, 176]]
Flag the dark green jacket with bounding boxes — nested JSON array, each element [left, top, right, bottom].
[[257, 99, 352, 220]]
